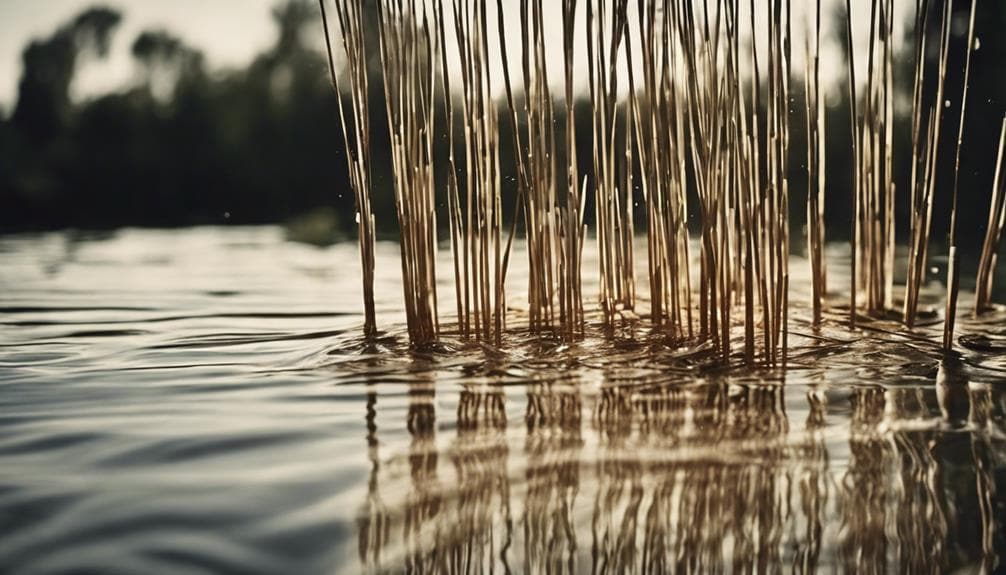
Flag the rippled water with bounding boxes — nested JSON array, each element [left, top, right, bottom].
[[1, 227, 1005, 573]]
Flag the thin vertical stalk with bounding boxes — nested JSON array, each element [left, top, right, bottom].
[[974, 117, 1006, 314], [319, 0, 377, 337], [942, 0, 977, 351]]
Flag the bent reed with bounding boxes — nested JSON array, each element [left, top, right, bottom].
[[320, 0, 1001, 362]]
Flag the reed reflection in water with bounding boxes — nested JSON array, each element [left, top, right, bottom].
[[354, 368, 1004, 573]]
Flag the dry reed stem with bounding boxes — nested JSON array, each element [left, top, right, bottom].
[[319, 0, 377, 337], [904, 0, 952, 328], [588, 0, 635, 324], [322, 0, 1000, 359], [627, 0, 691, 341], [453, 0, 504, 344], [974, 117, 1006, 314], [844, 0, 859, 328], [435, 0, 465, 339], [804, 0, 826, 325], [497, 0, 571, 338], [377, 0, 441, 346], [942, 0, 977, 351], [563, 0, 586, 340], [855, 0, 896, 316]]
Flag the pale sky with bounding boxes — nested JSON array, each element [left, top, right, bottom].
[[0, 0, 906, 114], [0, 0, 277, 110]]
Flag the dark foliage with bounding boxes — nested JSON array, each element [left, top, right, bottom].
[[0, 0, 1003, 254]]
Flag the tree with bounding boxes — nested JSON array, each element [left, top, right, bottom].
[[11, 7, 121, 145]]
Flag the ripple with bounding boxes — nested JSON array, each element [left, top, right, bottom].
[[0, 228, 1004, 573]]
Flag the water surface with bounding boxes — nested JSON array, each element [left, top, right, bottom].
[[1, 227, 1004, 573]]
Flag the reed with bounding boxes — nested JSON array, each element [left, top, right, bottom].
[[321, 0, 1000, 363], [737, 0, 792, 364], [587, 0, 635, 324], [626, 0, 691, 340], [449, 0, 505, 344], [974, 117, 1006, 315], [765, 0, 793, 364], [852, 0, 896, 316], [434, 0, 464, 339], [804, 0, 826, 325], [562, 0, 587, 340], [903, 0, 952, 328], [942, 0, 978, 351], [675, 0, 735, 355], [319, 0, 377, 336], [496, 0, 563, 337], [843, 0, 859, 327], [626, 0, 792, 364], [376, 0, 440, 346]]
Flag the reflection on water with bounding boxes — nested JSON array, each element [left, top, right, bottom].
[[356, 369, 1005, 573], [1, 228, 1004, 573]]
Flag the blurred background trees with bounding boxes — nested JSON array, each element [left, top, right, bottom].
[[0, 0, 1003, 255], [0, 0, 352, 235]]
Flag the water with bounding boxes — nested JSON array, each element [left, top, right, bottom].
[[1, 226, 1004, 573]]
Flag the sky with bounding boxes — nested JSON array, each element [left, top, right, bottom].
[[0, 0, 277, 110], [0, 0, 904, 113]]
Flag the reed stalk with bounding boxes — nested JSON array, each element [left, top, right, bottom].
[[974, 116, 1006, 314], [804, 0, 826, 325], [904, 0, 952, 328], [562, 0, 586, 339], [627, 0, 691, 340], [855, 0, 896, 316], [738, 0, 791, 364], [497, 0, 566, 337], [769, 0, 792, 364], [677, 0, 730, 354], [435, 0, 465, 339], [452, 0, 504, 344], [942, 0, 978, 351], [321, 0, 1000, 362], [587, 0, 635, 324], [376, 0, 441, 346], [319, 0, 377, 337]]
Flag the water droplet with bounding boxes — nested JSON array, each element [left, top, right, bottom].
[[355, 212, 361, 224], [944, 100, 951, 108], [223, 212, 230, 219], [930, 266, 939, 275], [974, 37, 981, 51]]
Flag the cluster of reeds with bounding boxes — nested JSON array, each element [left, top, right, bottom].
[[662, 0, 792, 364], [848, 0, 896, 317], [318, 0, 377, 336], [443, 0, 505, 344], [804, 0, 826, 325], [320, 0, 1001, 359], [626, 0, 692, 340], [902, 0, 952, 329], [376, 0, 441, 345], [497, 0, 567, 338], [617, 0, 793, 364], [887, 0, 980, 351], [587, 0, 636, 323], [561, 1, 587, 339]]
